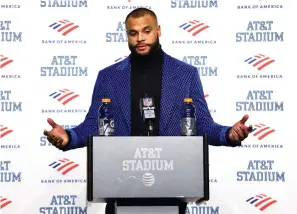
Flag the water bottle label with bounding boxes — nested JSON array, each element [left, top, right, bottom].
[[180, 117, 196, 136], [99, 118, 114, 136]]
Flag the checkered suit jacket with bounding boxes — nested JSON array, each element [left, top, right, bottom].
[[64, 52, 232, 151]]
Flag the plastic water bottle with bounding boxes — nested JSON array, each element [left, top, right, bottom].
[[98, 98, 114, 136], [180, 98, 196, 136]]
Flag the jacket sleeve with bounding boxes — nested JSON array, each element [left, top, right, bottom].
[[63, 71, 107, 151], [189, 67, 233, 146]]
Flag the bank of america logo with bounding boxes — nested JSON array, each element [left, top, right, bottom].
[[0, 55, 13, 69], [0, 125, 13, 138], [49, 158, 79, 175], [0, 196, 12, 209], [245, 54, 275, 71], [179, 20, 209, 36], [250, 123, 275, 140], [49, 89, 79, 105], [49, 19, 79, 36], [115, 56, 128, 63], [246, 194, 277, 211]]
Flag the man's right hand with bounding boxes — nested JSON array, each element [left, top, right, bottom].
[[44, 118, 69, 149]]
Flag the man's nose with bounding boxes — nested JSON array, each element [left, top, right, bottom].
[[137, 33, 145, 42]]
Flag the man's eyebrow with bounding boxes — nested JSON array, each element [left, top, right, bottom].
[[127, 26, 153, 32], [143, 26, 153, 30]]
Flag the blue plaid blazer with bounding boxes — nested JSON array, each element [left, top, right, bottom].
[[64, 52, 232, 151]]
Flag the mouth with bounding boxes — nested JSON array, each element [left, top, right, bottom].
[[136, 45, 148, 51]]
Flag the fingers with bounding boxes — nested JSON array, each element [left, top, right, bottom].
[[47, 118, 58, 129], [230, 125, 250, 142], [248, 125, 253, 132], [229, 129, 238, 141], [240, 114, 249, 125], [46, 133, 64, 148], [230, 114, 253, 143], [233, 126, 245, 141], [240, 125, 250, 138], [45, 118, 65, 148], [54, 138, 64, 148]]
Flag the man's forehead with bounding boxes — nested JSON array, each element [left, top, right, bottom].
[[126, 15, 157, 29]]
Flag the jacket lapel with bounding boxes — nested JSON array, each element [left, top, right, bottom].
[[160, 53, 184, 135], [112, 53, 184, 135], [113, 57, 131, 134]]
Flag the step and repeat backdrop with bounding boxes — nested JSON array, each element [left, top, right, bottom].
[[1, 0, 295, 214]]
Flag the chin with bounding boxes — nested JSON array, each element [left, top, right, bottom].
[[138, 52, 149, 56], [136, 49, 151, 56]]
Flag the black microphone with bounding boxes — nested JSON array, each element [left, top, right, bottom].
[[139, 94, 156, 136]]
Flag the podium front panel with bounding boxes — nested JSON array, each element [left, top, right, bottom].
[[91, 136, 205, 200]]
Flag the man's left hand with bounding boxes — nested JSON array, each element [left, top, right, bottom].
[[229, 114, 253, 142]]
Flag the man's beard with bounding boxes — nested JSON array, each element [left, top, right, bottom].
[[129, 37, 160, 57]]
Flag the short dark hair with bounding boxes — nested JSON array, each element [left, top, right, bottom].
[[125, 8, 158, 25]]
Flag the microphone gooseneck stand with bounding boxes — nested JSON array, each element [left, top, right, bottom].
[[147, 120, 154, 136]]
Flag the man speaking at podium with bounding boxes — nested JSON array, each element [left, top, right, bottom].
[[44, 8, 252, 214]]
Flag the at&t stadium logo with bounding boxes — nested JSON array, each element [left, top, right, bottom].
[[182, 55, 217, 77], [41, 89, 87, 114], [237, 53, 282, 79], [237, 160, 285, 182], [236, 21, 284, 42], [0, 90, 22, 112], [121, 148, 174, 186], [236, 90, 284, 112], [173, 20, 216, 45], [171, 0, 218, 9], [40, 0, 88, 7], [0, 160, 22, 183], [187, 202, 220, 214], [0, 20, 22, 42], [41, 157, 86, 184], [0, 54, 21, 79], [42, 19, 86, 44], [0, 125, 20, 149], [237, 0, 283, 10], [40, 55, 88, 77], [39, 195, 87, 213], [106, 21, 127, 43]]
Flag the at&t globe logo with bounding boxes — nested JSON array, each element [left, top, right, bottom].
[[141, 172, 155, 186]]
